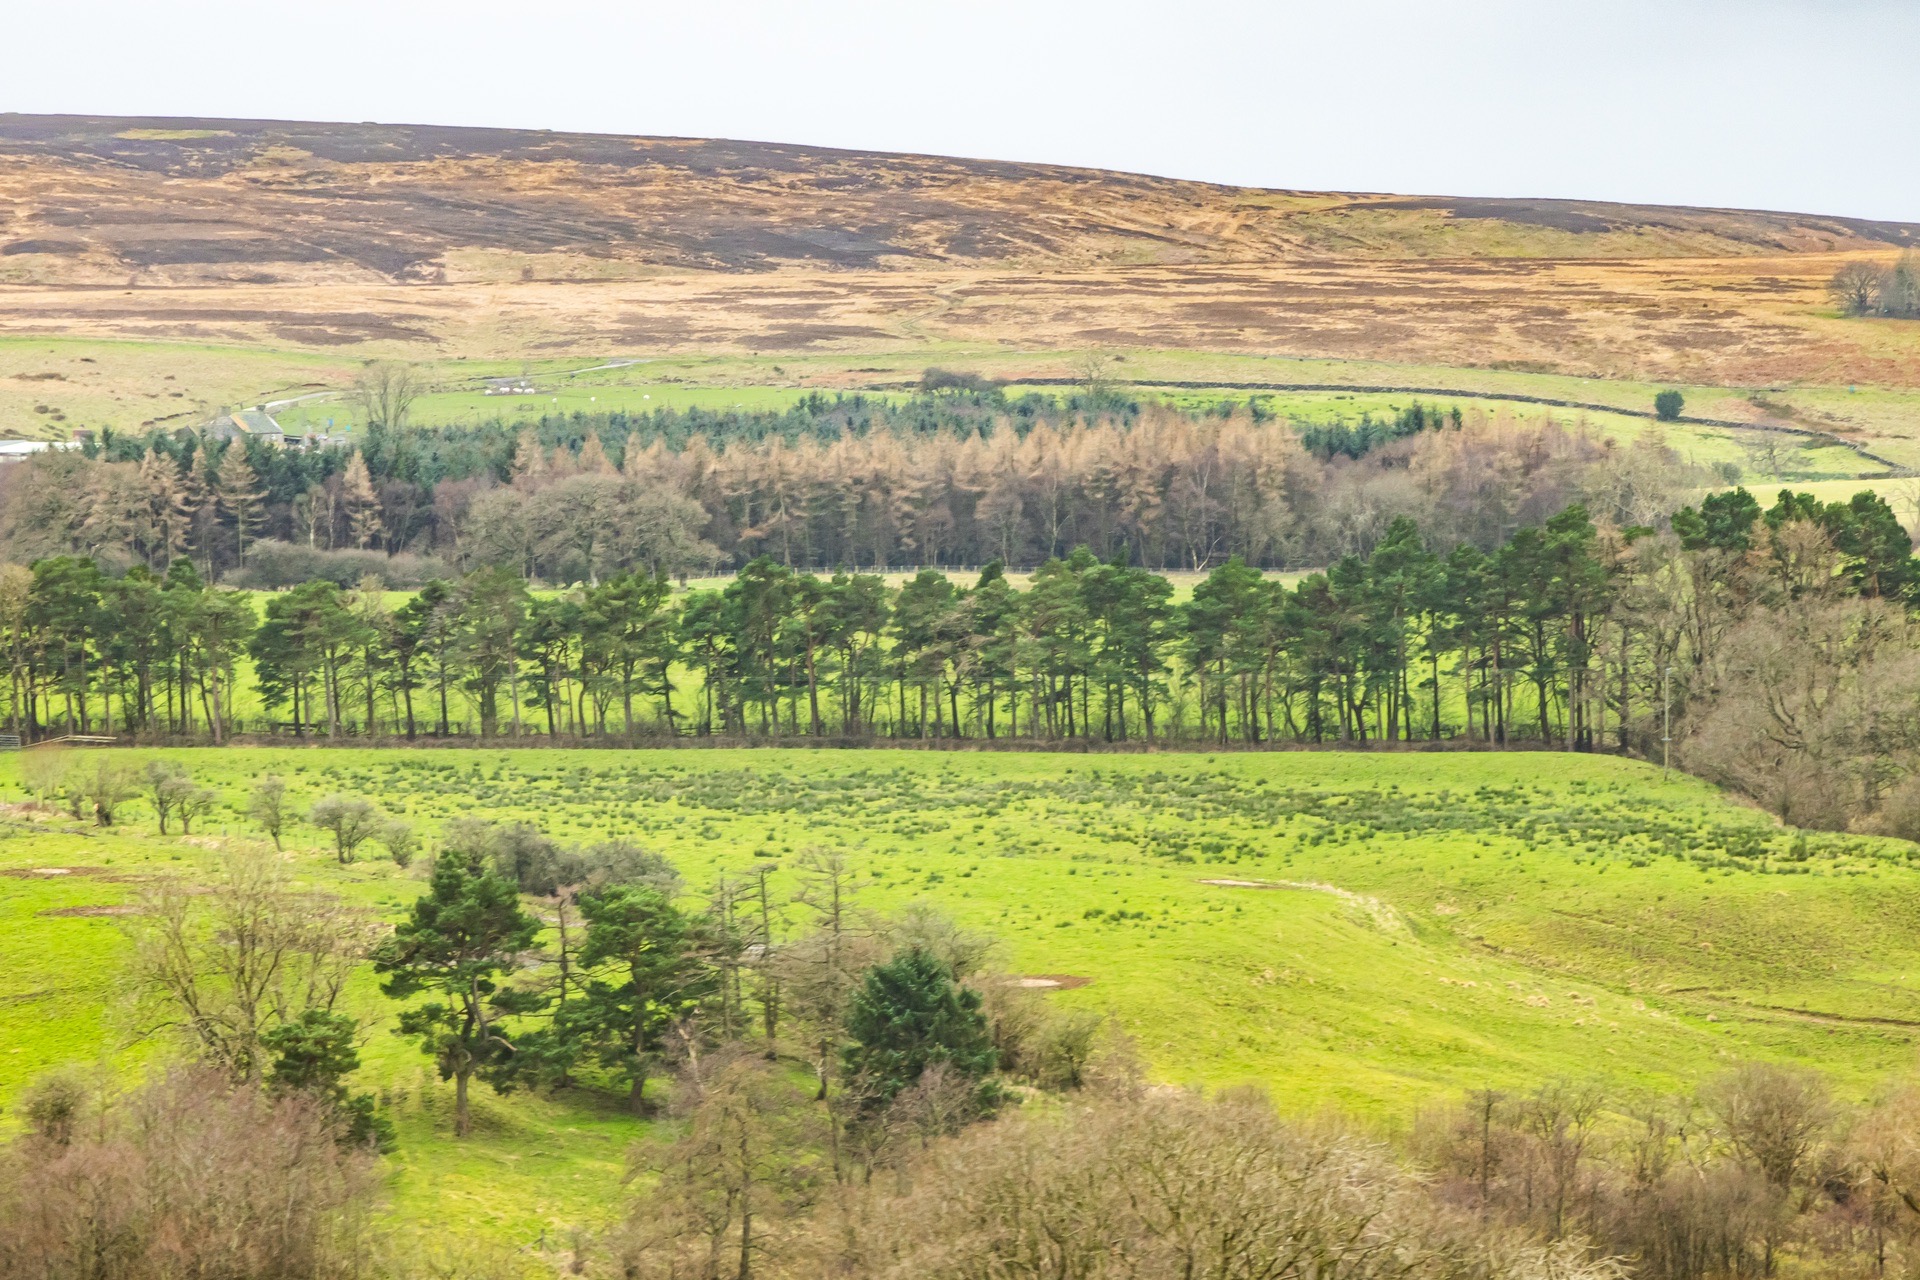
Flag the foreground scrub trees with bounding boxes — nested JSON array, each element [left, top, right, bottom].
[[0, 1069, 377, 1280], [609, 1084, 1618, 1280]]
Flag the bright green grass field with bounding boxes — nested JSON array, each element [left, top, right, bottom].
[[3, 747, 1919, 1243]]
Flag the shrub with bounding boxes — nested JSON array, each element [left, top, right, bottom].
[[0, 1067, 376, 1279], [308, 795, 381, 864], [1654, 390, 1685, 421], [74, 754, 138, 826], [18, 1069, 89, 1147], [445, 817, 570, 893], [821, 1089, 1617, 1280], [233, 540, 448, 590], [19, 748, 69, 810], [247, 774, 292, 849], [376, 818, 418, 868], [441, 820, 681, 896]]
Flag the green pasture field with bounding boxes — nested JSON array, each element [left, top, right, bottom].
[[1712, 477, 1920, 518], [3, 747, 1920, 1243], [5, 334, 1903, 483], [268, 382, 853, 436], [1093, 387, 1870, 479]]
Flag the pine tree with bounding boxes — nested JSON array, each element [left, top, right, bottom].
[[546, 883, 715, 1114], [263, 1009, 395, 1151], [373, 847, 544, 1137]]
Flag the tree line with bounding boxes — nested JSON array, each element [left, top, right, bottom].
[[3, 482, 1917, 797], [0, 386, 1703, 582]]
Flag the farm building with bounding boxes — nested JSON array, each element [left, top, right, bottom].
[[201, 407, 287, 443], [0, 439, 78, 463]]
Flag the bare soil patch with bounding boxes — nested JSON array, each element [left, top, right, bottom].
[[0, 865, 111, 878]]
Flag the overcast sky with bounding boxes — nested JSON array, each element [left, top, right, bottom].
[[9, 0, 1918, 221]]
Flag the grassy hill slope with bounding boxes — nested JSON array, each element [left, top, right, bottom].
[[3, 748, 1918, 1242]]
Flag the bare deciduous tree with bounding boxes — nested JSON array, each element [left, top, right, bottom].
[[612, 1050, 827, 1280], [777, 850, 878, 1105], [1830, 261, 1885, 316], [0, 1067, 376, 1280], [1703, 1062, 1834, 1193], [130, 847, 371, 1083], [349, 360, 420, 431]]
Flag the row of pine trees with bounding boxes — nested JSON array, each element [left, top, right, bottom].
[[3, 484, 1913, 748]]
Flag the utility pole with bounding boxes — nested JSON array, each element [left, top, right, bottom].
[[1661, 664, 1673, 779]]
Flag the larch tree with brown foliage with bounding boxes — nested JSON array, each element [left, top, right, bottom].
[[216, 444, 267, 566], [339, 451, 380, 549]]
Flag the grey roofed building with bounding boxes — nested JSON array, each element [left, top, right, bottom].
[[202, 407, 286, 443]]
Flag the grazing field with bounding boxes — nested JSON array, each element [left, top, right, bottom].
[[3, 747, 1919, 1241], [4, 332, 1907, 485]]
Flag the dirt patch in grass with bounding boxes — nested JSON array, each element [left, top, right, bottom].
[[1197, 878, 1405, 933], [1016, 974, 1092, 990], [36, 904, 137, 917], [0, 865, 116, 879]]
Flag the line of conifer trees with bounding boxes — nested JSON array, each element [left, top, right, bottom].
[[0, 485, 1912, 749]]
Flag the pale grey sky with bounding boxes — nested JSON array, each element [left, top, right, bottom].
[[9, 0, 1919, 220]]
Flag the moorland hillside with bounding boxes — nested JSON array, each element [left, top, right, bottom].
[[4, 114, 1916, 281], [2, 115, 1918, 389]]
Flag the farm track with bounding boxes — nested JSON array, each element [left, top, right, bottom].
[[1713, 999, 1920, 1030]]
